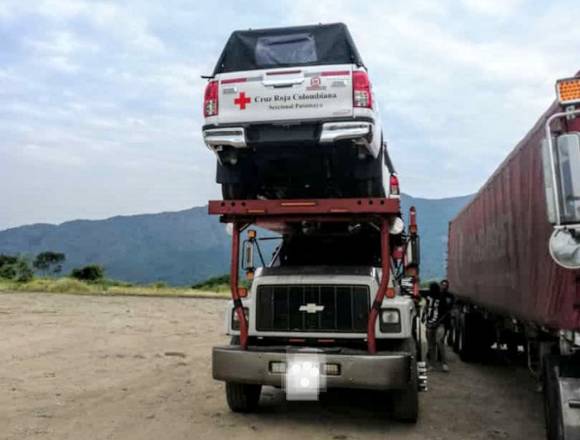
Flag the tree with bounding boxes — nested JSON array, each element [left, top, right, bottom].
[[0, 255, 18, 280], [33, 251, 66, 275], [13, 260, 33, 282], [0, 254, 33, 282], [71, 265, 104, 282]]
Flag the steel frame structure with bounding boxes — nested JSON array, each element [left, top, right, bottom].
[[208, 197, 403, 354]]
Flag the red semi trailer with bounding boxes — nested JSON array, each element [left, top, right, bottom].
[[447, 73, 580, 440]]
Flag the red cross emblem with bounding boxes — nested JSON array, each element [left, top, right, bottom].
[[234, 92, 251, 110]]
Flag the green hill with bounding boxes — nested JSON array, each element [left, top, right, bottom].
[[0, 194, 471, 285]]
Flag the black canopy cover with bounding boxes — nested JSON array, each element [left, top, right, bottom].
[[212, 23, 364, 75]]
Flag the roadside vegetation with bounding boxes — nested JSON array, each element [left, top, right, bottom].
[[191, 274, 252, 292], [0, 252, 229, 299]]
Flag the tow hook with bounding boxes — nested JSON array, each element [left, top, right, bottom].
[[417, 361, 428, 391]]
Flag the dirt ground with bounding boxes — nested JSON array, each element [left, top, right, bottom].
[[0, 292, 545, 440]]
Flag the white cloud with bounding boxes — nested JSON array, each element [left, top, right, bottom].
[[1, 0, 579, 228], [27, 30, 98, 55], [461, 0, 525, 18], [19, 143, 85, 167]]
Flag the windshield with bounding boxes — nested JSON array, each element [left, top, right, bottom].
[[255, 33, 317, 66]]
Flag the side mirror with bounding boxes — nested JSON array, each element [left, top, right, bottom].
[[556, 133, 580, 223], [241, 240, 254, 271], [542, 133, 580, 225], [543, 132, 580, 269], [541, 137, 558, 224]]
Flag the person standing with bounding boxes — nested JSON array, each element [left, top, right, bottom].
[[422, 281, 454, 372]]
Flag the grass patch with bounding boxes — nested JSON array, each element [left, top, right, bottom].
[[0, 277, 230, 299], [191, 274, 250, 292]]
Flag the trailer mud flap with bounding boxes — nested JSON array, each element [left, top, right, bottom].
[[558, 376, 580, 438]]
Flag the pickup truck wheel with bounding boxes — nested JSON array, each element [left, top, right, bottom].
[[222, 183, 254, 200], [391, 339, 419, 423], [543, 355, 565, 440], [355, 143, 385, 197], [225, 382, 262, 413]]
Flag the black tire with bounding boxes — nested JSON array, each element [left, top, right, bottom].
[[543, 355, 564, 440], [222, 183, 253, 200], [225, 382, 262, 413], [356, 179, 376, 197], [392, 339, 419, 423], [458, 311, 477, 363], [354, 142, 385, 198], [224, 335, 261, 412], [458, 310, 495, 363]]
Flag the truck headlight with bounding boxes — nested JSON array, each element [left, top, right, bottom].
[[381, 310, 400, 323], [380, 309, 401, 333], [231, 307, 249, 330]]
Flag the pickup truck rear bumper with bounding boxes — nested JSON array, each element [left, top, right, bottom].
[[203, 120, 373, 150], [212, 345, 412, 390]]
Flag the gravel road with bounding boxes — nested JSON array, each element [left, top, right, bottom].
[[0, 292, 545, 440]]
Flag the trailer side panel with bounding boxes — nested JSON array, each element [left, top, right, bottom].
[[447, 101, 580, 331]]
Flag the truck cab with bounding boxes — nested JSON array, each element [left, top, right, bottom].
[[202, 23, 385, 200], [208, 204, 425, 422]]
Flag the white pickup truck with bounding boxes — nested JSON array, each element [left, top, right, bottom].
[[202, 23, 386, 199]]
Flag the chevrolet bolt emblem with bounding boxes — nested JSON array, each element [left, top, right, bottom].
[[299, 303, 325, 314]]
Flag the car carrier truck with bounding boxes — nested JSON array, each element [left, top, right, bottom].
[[209, 194, 426, 422], [447, 73, 580, 440]]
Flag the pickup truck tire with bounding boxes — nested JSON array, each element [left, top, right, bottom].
[[356, 144, 385, 198], [391, 339, 419, 423], [543, 354, 564, 440], [222, 183, 255, 200]]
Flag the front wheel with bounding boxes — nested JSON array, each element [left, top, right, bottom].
[[391, 339, 419, 423], [392, 379, 418, 423], [224, 335, 261, 412], [225, 382, 262, 413]]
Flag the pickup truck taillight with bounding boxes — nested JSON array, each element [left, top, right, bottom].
[[204, 80, 219, 117], [353, 71, 372, 109], [389, 174, 400, 196]]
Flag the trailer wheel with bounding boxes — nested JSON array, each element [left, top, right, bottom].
[[458, 311, 477, 362], [392, 339, 419, 423], [544, 355, 564, 440]]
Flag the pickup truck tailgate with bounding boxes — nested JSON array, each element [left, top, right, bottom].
[[218, 64, 354, 124]]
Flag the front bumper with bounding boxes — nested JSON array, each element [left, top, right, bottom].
[[212, 345, 412, 390]]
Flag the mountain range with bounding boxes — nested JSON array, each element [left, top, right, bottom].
[[0, 194, 472, 285]]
